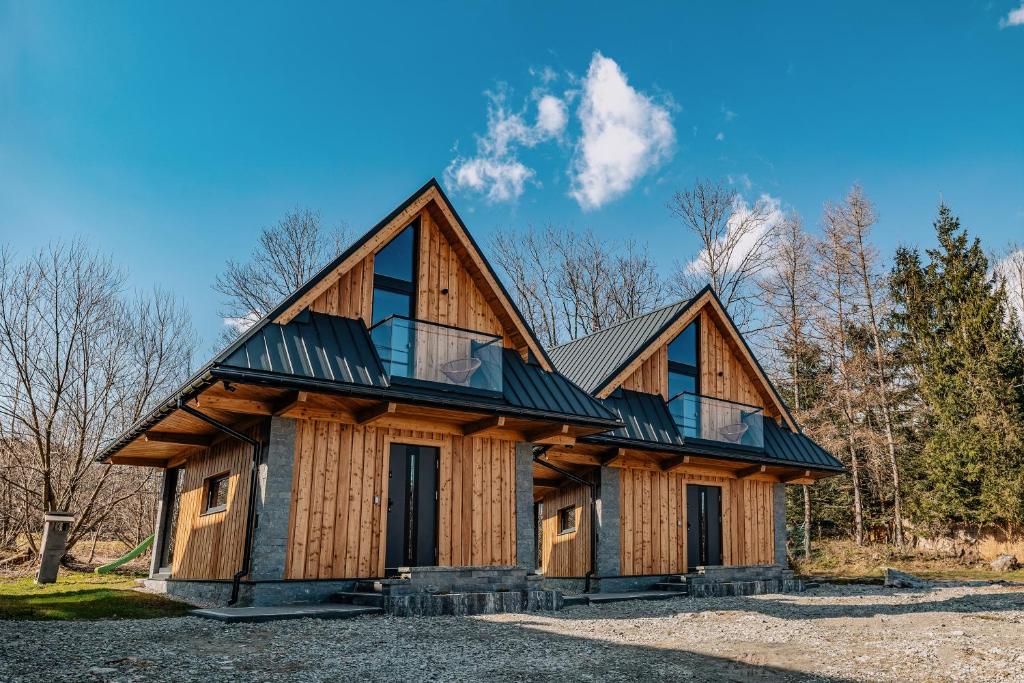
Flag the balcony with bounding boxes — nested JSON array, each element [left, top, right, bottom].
[[369, 315, 503, 394], [667, 392, 764, 449]]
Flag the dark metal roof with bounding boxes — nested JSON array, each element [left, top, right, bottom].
[[216, 310, 617, 423], [600, 390, 685, 447], [548, 297, 695, 394], [581, 389, 844, 472], [219, 311, 389, 388]]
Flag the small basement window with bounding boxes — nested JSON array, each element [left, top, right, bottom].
[[203, 473, 229, 514], [557, 505, 576, 535]]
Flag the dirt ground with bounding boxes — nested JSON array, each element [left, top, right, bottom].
[[1, 582, 1023, 682]]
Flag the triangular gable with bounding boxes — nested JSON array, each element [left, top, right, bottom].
[[268, 179, 554, 371], [590, 287, 798, 432]]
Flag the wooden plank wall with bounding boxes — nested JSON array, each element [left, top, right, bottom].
[[539, 484, 591, 577], [305, 209, 513, 352], [619, 469, 775, 575], [699, 311, 770, 412], [170, 434, 254, 580], [620, 346, 667, 399], [284, 420, 517, 579]]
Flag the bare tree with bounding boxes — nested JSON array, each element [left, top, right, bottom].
[[995, 243, 1024, 334], [492, 225, 664, 345], [215, 208, 349, 343], [0, 241, 195, 562], [758, 212, 818, 558], [842, 185, 905, 547], [668, 179, 781, 332], [815, 209, 866, 545]]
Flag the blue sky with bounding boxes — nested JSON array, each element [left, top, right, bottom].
[[2, 1, 1023, 349]]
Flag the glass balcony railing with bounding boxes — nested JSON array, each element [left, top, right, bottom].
[[369, 315, 503, 394], [667, 392, 764, 449]]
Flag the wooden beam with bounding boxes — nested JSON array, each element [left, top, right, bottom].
[[527, 424, 575, 445], [276, 405, 357, 423], [779, 469, 812, 483], [192, 396, 275, 415], [356, 401, 398, 425], [735, 464, 767, 479], [273, 391, 310, 416], [599, 447, 627, 466], [661, 455, 691, 472], [462, 415, 506, 437], [144, 431, 212, 447], [545, 451, 602, 466]]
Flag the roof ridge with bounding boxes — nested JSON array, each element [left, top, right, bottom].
[[549, 297, 693, 352]]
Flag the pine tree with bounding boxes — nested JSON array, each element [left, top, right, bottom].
[[890, 205, 1024, 534]]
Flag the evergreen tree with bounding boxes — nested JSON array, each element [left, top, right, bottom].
[[890, 205, 1024, 534]]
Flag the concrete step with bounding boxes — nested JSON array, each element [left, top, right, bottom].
[[651, 582, 689, 593], [328, 591, 385, 608], [191, 604, 382, 623], [586, 591, 685, 605]]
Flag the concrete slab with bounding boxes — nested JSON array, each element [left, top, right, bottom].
[[191, 604, 382, 623]]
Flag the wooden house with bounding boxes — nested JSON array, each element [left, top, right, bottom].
[[539, 289, 843, 592], [99, 179, 620, 607]]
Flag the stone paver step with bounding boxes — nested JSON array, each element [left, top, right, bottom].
[[328, 592, 385, 607], [651, 582, 690, 593], [191, 604, 382, 623], [583, 591, 685, 605]]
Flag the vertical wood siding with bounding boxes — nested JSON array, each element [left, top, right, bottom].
[[539, 485, 591, 577], [618, 469, 775, 575], [284, 420, 517, 579], [170, 436, 254, 579], [698, 311, 771, 413], [620, 346, 668, 399]]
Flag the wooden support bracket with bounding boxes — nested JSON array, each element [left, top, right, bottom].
[[462, 415, 506, 437], [779, 469, 813, 483], [356, 401, 398, 425], [660, 455, 691, 472], [736, 464, 767, 479]]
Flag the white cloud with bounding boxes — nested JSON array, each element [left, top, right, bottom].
[[715, 131, 725, 141], [1000, 3, 1024, 27], [446, 87, 567, 202], [224, 311, 262, 334], [685, 193, 785, 274], [569, 53, 675, 210], [529, 65, 559, 84], [727, 173, 753, 191]]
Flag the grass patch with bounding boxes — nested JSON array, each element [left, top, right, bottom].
[[795, 539, 1024, 584], [0, 572, 191, 621]]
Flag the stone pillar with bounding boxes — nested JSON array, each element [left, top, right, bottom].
[[595, 466, 621, 577], [36, 511, 74, 584], [249, 417, 296, 581], [149, 469, 173, 577], [514, 442, 537, 571], [773, 483, 788, 566]]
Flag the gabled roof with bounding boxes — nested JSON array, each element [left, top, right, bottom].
[[548, 298, 694, 394], [584, 389, 844, 472], [265, 178, 555, 372], [549, 286, 799, 432]]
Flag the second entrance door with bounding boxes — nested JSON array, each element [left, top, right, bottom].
[[686, 484, 723, 569], [385, 443, 439, 573]]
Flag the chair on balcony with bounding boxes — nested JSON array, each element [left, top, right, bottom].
[[439, 357, 482, 385]]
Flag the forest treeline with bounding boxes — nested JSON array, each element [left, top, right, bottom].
[[1, 181, 1022, 565]]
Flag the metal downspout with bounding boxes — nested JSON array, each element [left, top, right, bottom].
[[532, 445, 599, 593], [178, 401, 262, 606]]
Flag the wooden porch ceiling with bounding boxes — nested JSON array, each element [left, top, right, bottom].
[[109, 381, 601, 468], [530, 441, 828, 497]]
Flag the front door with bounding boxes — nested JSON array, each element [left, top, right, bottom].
[[686, 484, 723, 569], [158, 467, 183, 573], [385, 444, 439, 573]]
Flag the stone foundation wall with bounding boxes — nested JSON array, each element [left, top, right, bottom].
[[144, 578, 361, 608], [386, 590, 562, 617]]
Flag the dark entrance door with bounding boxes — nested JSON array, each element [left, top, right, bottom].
[[158, 467, 184, 573], [686, 484, 723, 568], [385, 443, 439, 573]]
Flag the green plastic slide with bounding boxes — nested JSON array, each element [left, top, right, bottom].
[[94, 534, 154, 575]]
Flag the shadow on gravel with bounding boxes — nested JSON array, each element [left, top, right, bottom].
[[546, 586, 1024, 624]]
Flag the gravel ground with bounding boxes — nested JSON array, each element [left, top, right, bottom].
[[2, 583, 1023, 682]]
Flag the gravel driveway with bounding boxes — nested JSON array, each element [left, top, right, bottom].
[[2, 583, 1023, 682]]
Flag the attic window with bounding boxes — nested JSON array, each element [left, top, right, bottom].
[[203, 473, 229, 514], [557, 505, 576, 535], [371, 221, 417, 326]]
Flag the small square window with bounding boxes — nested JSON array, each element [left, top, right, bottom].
[[557, 506, 576, 535], [203, 473, 229, 514]]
